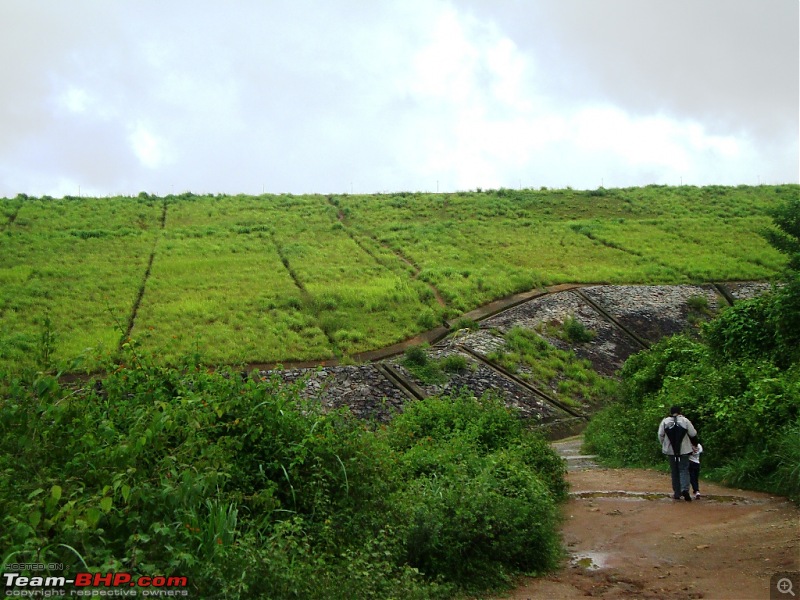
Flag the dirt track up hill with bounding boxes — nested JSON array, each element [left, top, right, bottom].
[[492, 436, 799, 600]]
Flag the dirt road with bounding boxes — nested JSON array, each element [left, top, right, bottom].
[[494, 437, 799, 600]]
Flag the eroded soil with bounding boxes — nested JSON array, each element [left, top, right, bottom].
[[493, 438, 800, 600]]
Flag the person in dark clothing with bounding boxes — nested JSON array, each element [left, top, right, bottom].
[[657, 405, 699, 501]]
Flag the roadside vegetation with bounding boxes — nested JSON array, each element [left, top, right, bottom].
[[0, 346, 566, 598], [584, 196, 800, 501], [0, 185, 794, 375]]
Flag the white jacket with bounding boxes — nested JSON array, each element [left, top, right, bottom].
[[657, 415, 698, 456]]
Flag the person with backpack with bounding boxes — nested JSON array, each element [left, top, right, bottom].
[[657, 405, 699, 501]]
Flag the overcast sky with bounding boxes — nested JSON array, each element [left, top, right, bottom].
[[1, 0, 797, 198]]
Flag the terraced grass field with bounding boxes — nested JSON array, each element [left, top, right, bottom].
[[0, 184, 794, 374]]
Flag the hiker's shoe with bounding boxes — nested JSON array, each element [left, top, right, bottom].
[[682, 491, 692, 502], [673, 494, 681, 500], [695, 492, 701, 499]]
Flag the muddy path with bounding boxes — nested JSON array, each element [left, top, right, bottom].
[[492, 437, 799, 600]]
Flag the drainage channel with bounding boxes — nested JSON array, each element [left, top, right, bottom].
[[375, 363, 426, 401], [712, 282, 736, 306], [571, 289, 651, 350], [325, 195, 448, 308], [270, 232, 341, 352], [122, 199, 167, 346]]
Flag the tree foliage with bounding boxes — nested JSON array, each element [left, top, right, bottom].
[[585, 196, 800, 501]]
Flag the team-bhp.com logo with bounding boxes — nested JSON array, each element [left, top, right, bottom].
[[2, 570, 189, 597]]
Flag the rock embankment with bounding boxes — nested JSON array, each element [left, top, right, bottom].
[[261, 282, 771, 433]]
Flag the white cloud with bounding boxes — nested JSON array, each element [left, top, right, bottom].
[[0, 0, 795, 197], [60, 87, 91, 113], [129, 124, 169, 169]]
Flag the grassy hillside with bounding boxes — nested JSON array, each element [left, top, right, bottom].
[[0, 184, 794, 374]]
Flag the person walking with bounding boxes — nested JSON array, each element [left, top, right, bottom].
[[689, 442, 703, 499], [657, 405, 699, 501]]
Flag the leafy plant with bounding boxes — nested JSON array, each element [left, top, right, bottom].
[[686, 294, 711, 314], [562, 315, 595, 343], [0, 348, 567, 597], [440, 354, 468, 373]]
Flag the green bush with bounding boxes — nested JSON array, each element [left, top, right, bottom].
[[703, 294, 777, 363], [417, 308, 440, 330], [686, 294, 711, 314], [402, 347, 473, 384], [562, 316, 595, 343], [0, 353, 567, 597], [401, 346, 446, 384], [440, 354, 468, 373], [388, 394, 566, 590], [396, 458, 560, 590], [403, 345, 429, 367]]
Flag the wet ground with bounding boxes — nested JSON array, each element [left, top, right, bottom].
[[491, 436, 800, 600]]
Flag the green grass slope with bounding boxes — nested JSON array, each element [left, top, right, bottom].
[[0, 185, 794, 374]]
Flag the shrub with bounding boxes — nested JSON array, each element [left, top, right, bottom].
[[396, 458, 560, 590], [686, 294, 710, 314], [417, 308, 440, 330], [0, 359, 566, 598], [562, 316, 595, 343], [440, 354, 468, 373], [401, 346, 449, 384], [388, 393, 565, 589], [703, 294, 776, 362], [403, 345, 429, 367]]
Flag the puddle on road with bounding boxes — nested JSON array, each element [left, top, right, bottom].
[[570, 490, 758, 503], [570, 552, 609, 570]]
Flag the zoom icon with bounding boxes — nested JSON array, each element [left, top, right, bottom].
[[772, 573, 799, 599]]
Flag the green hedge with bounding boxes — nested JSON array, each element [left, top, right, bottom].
[[0, 348, 567, 598]]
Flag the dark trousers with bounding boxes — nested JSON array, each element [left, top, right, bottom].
[[669, 454, 691, 497], [689, 461, 700, 493]]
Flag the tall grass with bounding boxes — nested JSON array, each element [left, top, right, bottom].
[[0, 185, 794, 374], [0, 196, 162, 373]]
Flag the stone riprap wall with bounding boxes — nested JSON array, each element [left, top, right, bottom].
[[725, 281, 773, 300], [580, 284, 722, 344], [258, 282, 770, 432], [258, 365, 408, 422]]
